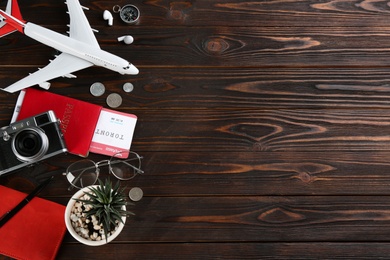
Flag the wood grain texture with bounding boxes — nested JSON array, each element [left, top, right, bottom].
[[4, 26, 390, 67], [55, 243, 390, 260], [14, 0, 390, 27], [44, 196, 390, 243], [1, 0, 390, 258], [4, 67, 390, 110]]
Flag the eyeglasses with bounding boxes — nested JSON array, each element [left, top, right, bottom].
[[65, 151, 143, 190]]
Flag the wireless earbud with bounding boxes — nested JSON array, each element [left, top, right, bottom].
[[117, 35, 134, 44], [103, 10, 113, 26]]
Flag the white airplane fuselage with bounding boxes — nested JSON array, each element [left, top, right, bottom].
[[24, 22, 138, 75]]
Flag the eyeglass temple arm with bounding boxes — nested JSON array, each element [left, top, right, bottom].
[[67, 172, 83, 191], [121, 161, 144, 174]]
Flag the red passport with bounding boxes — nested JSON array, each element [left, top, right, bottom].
[[0, 185, 66, 260], [14, 88, 102, 157]]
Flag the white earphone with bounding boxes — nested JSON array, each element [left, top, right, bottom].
[[103, 10, 113, 26], [117, 35, 134, 44]]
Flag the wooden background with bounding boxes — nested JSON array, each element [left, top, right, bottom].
[[2, 0, 390, 258]]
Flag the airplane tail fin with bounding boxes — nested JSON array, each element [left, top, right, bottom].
[[0, 0, 24, 38]]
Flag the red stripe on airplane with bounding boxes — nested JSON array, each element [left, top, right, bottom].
[[0, 10, 24, 33]]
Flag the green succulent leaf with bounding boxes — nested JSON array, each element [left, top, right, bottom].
[[73, 178, 133, 242]]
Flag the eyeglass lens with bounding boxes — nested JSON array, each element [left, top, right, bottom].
[[66, 159, 99, 189], [109, 151, 143, 180]]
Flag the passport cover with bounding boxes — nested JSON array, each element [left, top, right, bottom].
[[0, 185, 66, 260], [13, 88, 102, 157]]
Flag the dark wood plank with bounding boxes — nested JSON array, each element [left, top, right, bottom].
[[104, 151, 390, 196], [0, 105, 366, 161], [3, 67, 390, 112], [4, 26, 390, 67], [48, 196, 390, 243], [5, 149, 390, 197], [14, 0, 390, 27], [56, 242, 390, 259], [130, 108, 390, 152]]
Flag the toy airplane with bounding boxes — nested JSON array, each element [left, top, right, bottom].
[[0, 0, 139, 93]]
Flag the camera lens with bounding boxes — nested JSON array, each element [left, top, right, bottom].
[[17, 131, 41, 155], [12, 128, 49, 162]]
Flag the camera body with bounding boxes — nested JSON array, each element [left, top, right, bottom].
[[0, 110, 67, 176]]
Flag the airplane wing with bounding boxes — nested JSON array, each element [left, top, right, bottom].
[[65, 0, 100, 47], [2, 53, 93, 93]]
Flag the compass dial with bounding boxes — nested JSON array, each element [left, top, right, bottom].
[[119, 5, 140, 24]]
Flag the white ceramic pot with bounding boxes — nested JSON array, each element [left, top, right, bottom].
[[64, 185, 126, 246]]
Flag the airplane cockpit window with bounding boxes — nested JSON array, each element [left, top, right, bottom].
[[123, 64, 131, 70]]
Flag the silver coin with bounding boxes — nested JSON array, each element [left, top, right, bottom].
[[123, 82, 134, 93], [129, 187, 143, 201], [106, 93, 122, 108], [90, 82, 105, 96]]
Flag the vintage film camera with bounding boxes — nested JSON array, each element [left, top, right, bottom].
[[0, 110, 67, 176]]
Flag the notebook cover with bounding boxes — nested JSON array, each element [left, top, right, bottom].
[[15, 88, 102, 157], [0, 185, 66, 260]]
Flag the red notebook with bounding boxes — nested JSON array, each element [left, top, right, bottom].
[[14, 88, 102, 157], [0, 185, 66, 260]]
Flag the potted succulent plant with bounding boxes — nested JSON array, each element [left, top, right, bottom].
[[64, 179, 132, 246]]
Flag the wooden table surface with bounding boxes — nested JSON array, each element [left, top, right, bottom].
[[2, 0, 390, 258]]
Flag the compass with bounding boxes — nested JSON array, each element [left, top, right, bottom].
[[113, 4, 140, 24]]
